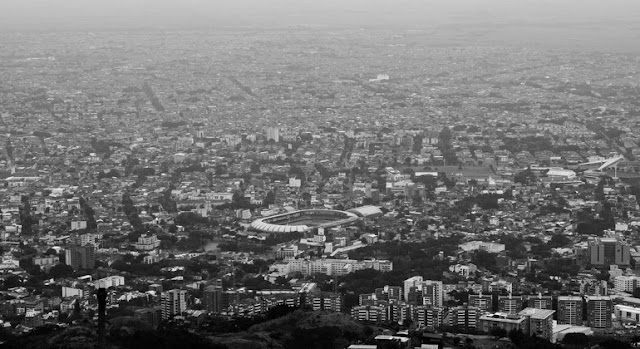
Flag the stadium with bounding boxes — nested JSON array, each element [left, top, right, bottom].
[[250, 209, 360, 233]]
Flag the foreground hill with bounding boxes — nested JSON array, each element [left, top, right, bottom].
[[209, 310, 369, 349], [1, 310, 369, 349]]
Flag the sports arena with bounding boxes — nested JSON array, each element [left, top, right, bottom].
[[250, 209, 359, 233]]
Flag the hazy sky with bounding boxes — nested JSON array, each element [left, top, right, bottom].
[[1, 0, 639, 32]]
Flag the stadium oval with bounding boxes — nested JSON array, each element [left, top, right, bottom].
[[250, 209, 359, 233]]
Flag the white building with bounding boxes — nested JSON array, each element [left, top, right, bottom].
[[134, 234, 161, 251], [615, 304, 640, 323], [403, 276, 423, 302], [70, 220, 87, 231], [266, 127, 280, 142], [614, 275, 640, 293], [94, 276, 125, 289], [459, 241, 506, 253], [162, 289, 187, 320]]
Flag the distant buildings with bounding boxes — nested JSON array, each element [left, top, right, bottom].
[[273, 258, 392, 277], [65, 245, 94, 271], [576, 238, 630, 268], [458, 241, 506, 254], [134, 234, 161, 251], [93, 276, 125, 289], [402, 277, 443, 307]]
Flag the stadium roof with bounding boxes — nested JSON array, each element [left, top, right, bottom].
[[251, 209, 358, 233], [348, 205, 383, 217]]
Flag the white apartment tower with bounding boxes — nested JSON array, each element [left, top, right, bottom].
[[162, 289, 187, 320], [266, 127, 279, 142]]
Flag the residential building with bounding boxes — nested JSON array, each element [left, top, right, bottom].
[[351, 305, 387, 322], [469, 293, 493, 312], [134, 234, 161, 251], [203, 285, 224, 313], [448, 305, 481, 329], [162, 289, 187, 320], [498, 295, 523, 314], [65, 245, 94, 270], [519, 308, 555, 341], [586, 296, 612, 329], [557, 296, 583, 326], [479, 312, 526, 334], [134, 308, 162, 329], [613, 275, 640, 293], [614, 304, 640, 323], [525, 294, 553, 310]]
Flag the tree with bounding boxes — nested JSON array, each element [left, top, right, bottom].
[[49, 264, 74, 278], [597, 339, 632, 349], [472, 250, 498, 272], [264, 190, 275, 206], [561, 333, 590, 348], [514, 167, 536, 185], [548, 234, 571, 248], [1, 275, 21, 289], [489, 327, 507, 338]]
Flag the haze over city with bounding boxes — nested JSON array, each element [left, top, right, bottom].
[[2, 1, 640, 348]]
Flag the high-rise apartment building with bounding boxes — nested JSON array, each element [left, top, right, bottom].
[[468, 294, 493, 312], [448, 305, 481, 329], [525, 294, 553, 310], [403, 276, 423, 302], [498, 295, 524, 314], [203, 285, 224, 313], [422, 280, 443, 308], [519, 308, 555, 341], [557, 296, 583, 325], [65, 245, 94, 270], [402, 277, 442, 307], [162, 289, 187, 320], [586, 296, 612, 329], [266, 127, 279, 142]]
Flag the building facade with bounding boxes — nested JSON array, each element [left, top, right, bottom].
[[162, 289, 187, 320]]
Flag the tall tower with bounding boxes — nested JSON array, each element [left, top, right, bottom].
[[65, 245, 95, 270], [422, 280, 443, 308], [266, 127, 279, 142], [203, 285, 223, 313], [586, 296, 612, 329], [162, 289, 187, 320], [557, 296, 583, 325]]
